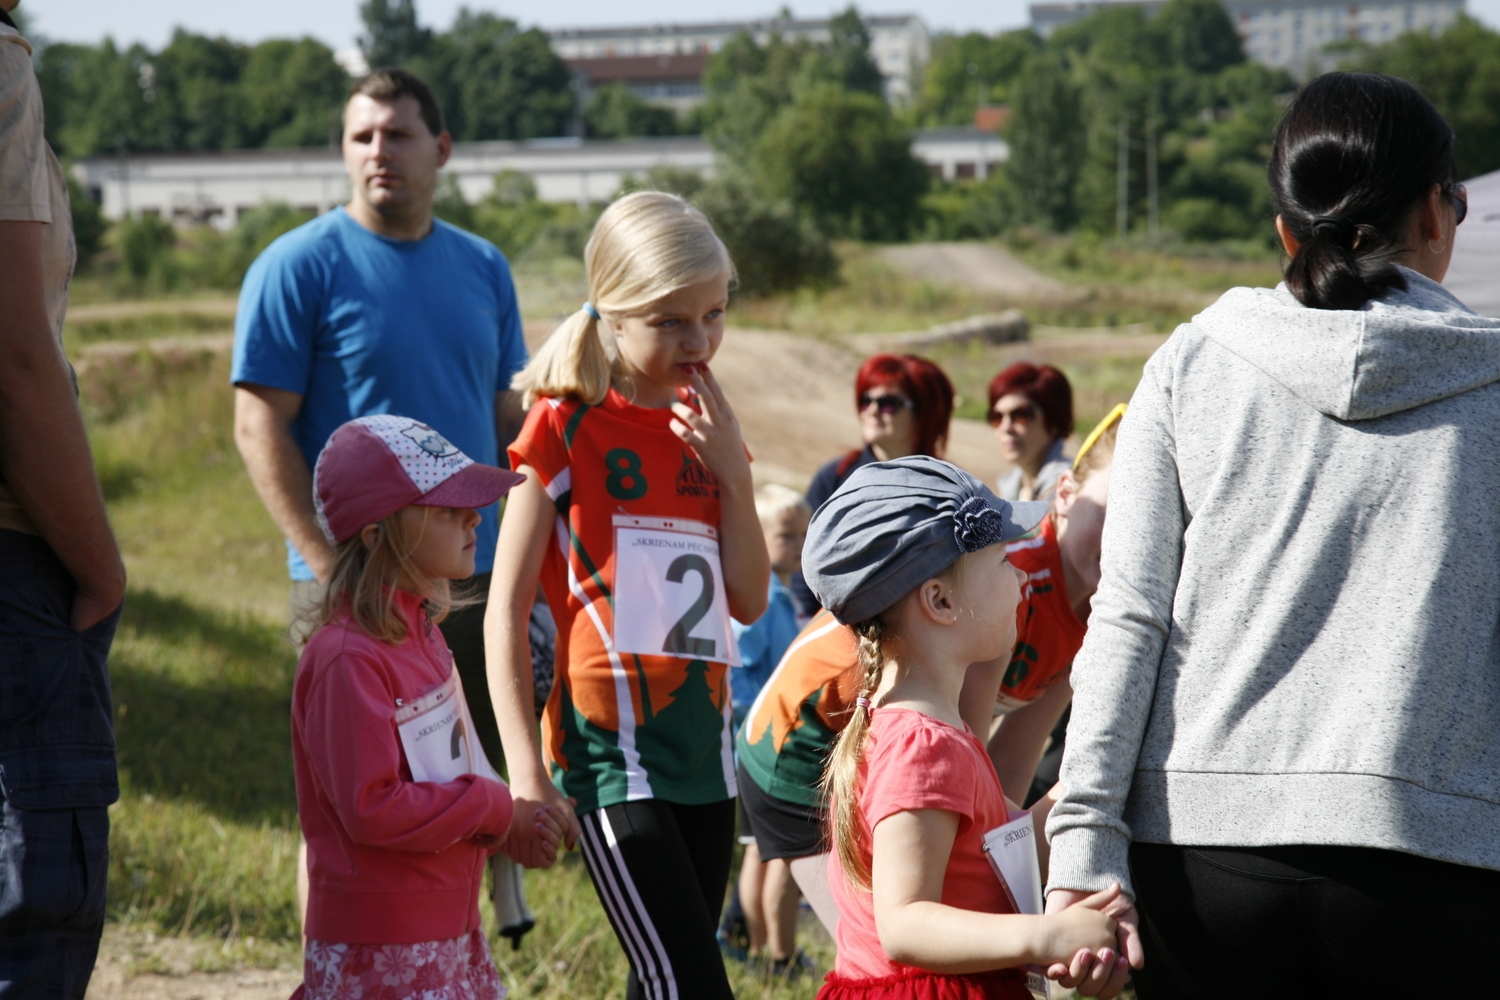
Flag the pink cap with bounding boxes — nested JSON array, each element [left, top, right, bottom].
[[313, 415, 527, 544]]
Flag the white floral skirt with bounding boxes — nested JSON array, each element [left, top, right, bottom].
[[293, 929, 506, 1000]]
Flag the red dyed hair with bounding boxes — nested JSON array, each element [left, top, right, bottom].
[[838, 354, 955, 476], [987, 362, 1074, 440]]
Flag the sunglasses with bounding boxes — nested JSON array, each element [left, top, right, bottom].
[[859, 393, 913, 414], [989, 403, 1038, 427], [1444, 183, 1468, 226]]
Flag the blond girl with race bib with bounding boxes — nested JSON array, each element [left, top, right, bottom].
[[802, 456, 1125, 1000], [291, 416, 564, 1000], [484, 192, 770, 1000]]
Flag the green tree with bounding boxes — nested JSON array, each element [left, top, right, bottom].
[[698, 172, 838, 298], [241, 39, 349, 148], [915, 30, 1041, 126], [751, 85, 928, 240], [811, 6, 885, 97], [1160, 0, 1246, 74], [585, 84, 679, 138], [67, 176, 108, 270], [1345, 15, 1500, 178], [359, 0, 432, 69], [1005, 52, 1085, 229], [430, 12, 574, 141]]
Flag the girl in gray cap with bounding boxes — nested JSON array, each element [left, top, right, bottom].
[[802, 456, 1125, 999]]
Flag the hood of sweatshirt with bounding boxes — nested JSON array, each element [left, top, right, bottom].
[[1191, 267, 1500, 421]]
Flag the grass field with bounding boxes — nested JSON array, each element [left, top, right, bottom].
[[72, 235, 1224, 995], [82, 349, 839, 996]]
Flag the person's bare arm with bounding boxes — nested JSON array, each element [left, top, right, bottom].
[[989, 676, 1074, 801], [870, 808, 1120, 974], [494, 389, 525, 465], [484, 467, 579, 867], [0, 220, 124, 629], [232, 383, 335, 581]]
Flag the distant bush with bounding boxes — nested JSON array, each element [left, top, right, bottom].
[[112, 214, 179, 291], [694, 172, 838, 298], [585, 84, 680, 139], [67, 176, 107, 270], [922, 175, 1019, 241]]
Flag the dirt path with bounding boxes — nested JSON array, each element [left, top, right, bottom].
[[87, 931, 299, 1000], [879, 242, 1070, 299], [68, 299, 240, 324]]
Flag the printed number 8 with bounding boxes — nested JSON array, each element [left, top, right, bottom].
[[605, 448, 648, 500], [663, 554, 716, 659]]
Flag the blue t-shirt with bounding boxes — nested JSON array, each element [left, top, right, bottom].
[[730, 575, 801, 731], [231, 207, 528, 579]]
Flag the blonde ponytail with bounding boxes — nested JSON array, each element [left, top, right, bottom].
[[822, 617, 888, 893], [512, 190, 734, 407]]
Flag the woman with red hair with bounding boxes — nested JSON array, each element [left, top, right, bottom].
[[989, 362, 1075, 503], [790, 354, 954, 617]]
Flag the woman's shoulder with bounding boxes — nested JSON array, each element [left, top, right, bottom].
[[867, 708, 980, 765]]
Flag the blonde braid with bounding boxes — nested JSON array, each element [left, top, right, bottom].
[[822, 617, 887, 893]]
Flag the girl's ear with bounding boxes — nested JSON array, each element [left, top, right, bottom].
[[360, 523, 381, 552], [914, 576, 958, 625]]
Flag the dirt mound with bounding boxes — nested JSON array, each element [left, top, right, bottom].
[[879, 242, 1069, 299]]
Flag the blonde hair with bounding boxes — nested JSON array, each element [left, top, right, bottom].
[[822, 616, 887, 893], [512, 191, 735, 407], [821, 558, 967, 893], [310, 508, 467, 645], [1072, 403, 1126, 486], [754, 483, 811, 525]]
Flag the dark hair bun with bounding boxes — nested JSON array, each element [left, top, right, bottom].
[[1269, 73, 1456, 311]]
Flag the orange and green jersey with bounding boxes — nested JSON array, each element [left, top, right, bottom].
[[998, 513, 1086, 713], [509, 388, 737, 812], [736, 611, 862, 809]]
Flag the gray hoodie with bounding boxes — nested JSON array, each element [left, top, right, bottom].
[[1047, 269, 1500, 897]]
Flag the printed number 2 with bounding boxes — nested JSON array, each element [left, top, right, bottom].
[[662, 554, 716, 658], [450, 717, 466, 761]]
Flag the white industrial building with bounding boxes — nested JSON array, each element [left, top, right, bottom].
[[1030, 0, 1464, 74], [548, 14, 930, 104], [71, 129, 1005, 227]]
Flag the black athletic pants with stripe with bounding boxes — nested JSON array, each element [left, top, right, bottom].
[[579, 798, 737, 1000]]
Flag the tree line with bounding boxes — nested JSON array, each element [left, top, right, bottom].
[[28, 0, 1500, 261]]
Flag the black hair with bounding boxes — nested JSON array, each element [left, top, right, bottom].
[[1268, 72, 1456, 311], [347, 68, 446, 138]]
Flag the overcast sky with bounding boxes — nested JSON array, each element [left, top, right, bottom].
[[31, 0, 1497, 52]]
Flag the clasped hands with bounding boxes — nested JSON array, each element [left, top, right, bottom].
[[1044, 886, 1144, 999]]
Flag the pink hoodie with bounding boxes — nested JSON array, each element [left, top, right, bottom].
[[292, 590, 514, 944]]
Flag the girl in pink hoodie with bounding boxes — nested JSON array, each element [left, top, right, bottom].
[[290, 415, 563, 1000]]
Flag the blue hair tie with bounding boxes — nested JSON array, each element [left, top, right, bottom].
[[582, 302, 601, 321], [953, 495, 1007, 554]]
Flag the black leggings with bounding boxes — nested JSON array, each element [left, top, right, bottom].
[[578, 798, 736, 1000], [1130, 841, 1500, 1000]]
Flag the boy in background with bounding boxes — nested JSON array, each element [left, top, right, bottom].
[[724, 485, 813, 976]]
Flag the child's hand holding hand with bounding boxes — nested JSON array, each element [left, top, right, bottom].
[[671, 367, 751, 491], [1043, 883, 1135, 999]]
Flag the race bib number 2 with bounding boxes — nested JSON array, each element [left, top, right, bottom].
[[612, 515, 740, 666]]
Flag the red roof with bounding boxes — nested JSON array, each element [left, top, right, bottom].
[[565, 53, 709, 85]]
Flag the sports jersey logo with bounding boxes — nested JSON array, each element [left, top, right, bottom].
[[400, 423, 460, 458], [676, 452, 719, 498]]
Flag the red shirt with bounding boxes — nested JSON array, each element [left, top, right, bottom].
[[829, 707, 1026, 995], [998, 514, 1086, 712], [510, 389, 738, 811], [292, 590, 514, 944]]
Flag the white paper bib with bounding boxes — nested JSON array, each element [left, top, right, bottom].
[[611, 514, 739, 666], [394, 666, 502, 784]]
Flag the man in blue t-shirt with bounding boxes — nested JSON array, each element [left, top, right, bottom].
[[231, 68, 536, 943]]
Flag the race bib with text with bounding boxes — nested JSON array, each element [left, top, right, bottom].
[[612, 514, 739, 666], [394, 667, 502, 785]]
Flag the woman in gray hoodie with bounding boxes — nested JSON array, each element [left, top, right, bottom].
[[1043, 73, 1500, 999]]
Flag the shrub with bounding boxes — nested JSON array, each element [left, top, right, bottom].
[[694, 172, 838, 298]]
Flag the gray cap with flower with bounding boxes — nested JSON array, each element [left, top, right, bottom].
[[802, 455, 1050, 625]]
